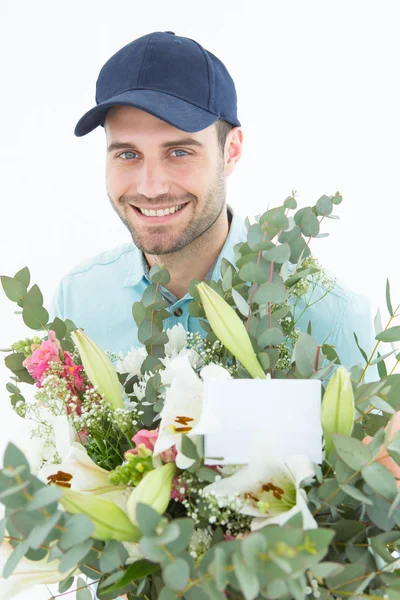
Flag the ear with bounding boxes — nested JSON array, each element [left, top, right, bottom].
[[224, 127, 243, 177]]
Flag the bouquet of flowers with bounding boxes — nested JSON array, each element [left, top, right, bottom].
[[1, 192, 400, 600]]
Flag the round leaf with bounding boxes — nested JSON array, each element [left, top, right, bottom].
[[163, 557, 190, 591], [14, 266, 30, 288], [22, 305, 49, 330], [0, 276, 26, 302], [362, 462, 397, 501]]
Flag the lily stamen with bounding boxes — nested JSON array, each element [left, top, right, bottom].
[[175, 416, 194, 425], [47, 470, 73, 488]]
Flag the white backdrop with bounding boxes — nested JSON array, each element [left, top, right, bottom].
[[1, 1, 399, 598]]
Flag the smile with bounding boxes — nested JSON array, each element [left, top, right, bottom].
[[130, 203, 188, 222]]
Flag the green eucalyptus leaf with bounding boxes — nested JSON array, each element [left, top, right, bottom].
[[366, 493, 396, 530], [241, 532, 267, 572], [247, 223, 264, 249], [22, 305, 49, 330], [315, 195, 333, 216], [3, 538, 31, 577], [386, 279, 394, 317], [146, 331, 169, 346], [150, 265, 171, 285], [14, 266, 30, 288], [279, 223, 301, 244], [340, 484, 373, 505], [254, 281, 286, 305], [163, 558, 190, 591], [284, 196, 297, 210], [47, 317, 67, 340], [99, 539, 129, 573], [260, 207, 289, 230], [289, 237, 311, 264], [4, 352, 26, 373], [376, 326, 400, 343], [257, 327, 285, 348], [353, 332, 368, 363], [232, 552, 260, 600], [139, 537, 166, 562], [24, 284, 43, 307], [181, 435, 198, 460], [1, 276, 27, 303], [136, 503, 162, 536], [325, 563, 366, 594], [59, 514, 96, 551], [58, 576, 75, 593], [26, 485, 62, 511], [6, 382, 19, 394], [263, 242, 291, 264], [231, 288, 250, 317], [257, 352, 270, 371], [332, 434, 372, 471], [198, 467, 218, 483], [362, 462, 397, 501], [238, 262, 268, 284], [59, 538, 94, 572], [311, 562, 343, 579], [76, 577, 92, 600], [132, 301, 146, 326], [158, 587, 179, 600], [164, 519, 194, 555], [211, 547, 227, 591], [293, 332, 319, 377]]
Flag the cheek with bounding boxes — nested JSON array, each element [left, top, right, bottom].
[[106, 165, 132, 195]]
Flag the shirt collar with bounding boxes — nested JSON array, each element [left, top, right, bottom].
[[123, 204, 247, 289]]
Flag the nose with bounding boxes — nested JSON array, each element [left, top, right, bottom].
[[136, 160, 170, 198]]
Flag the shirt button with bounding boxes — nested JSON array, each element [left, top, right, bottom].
[[173, 307, 183, 317]]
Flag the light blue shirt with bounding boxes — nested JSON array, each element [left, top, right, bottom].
[[49, 206, 378, 381]]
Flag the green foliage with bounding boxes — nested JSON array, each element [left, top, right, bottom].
[[2, 193, 400, 599]]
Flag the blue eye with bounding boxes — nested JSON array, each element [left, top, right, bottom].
[[119, 151, 137, 160], [118, 149, 189, 160]]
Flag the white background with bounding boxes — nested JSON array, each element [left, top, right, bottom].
[[0, 1, 399, 598]]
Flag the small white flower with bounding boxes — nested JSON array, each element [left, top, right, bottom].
[[116, 346, 147, 380], [164, 323, 187, 356]]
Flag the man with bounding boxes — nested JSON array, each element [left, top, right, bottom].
[[49, 31, 378, 380]]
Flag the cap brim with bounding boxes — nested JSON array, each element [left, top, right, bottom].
[[74, 89, 220, 136]]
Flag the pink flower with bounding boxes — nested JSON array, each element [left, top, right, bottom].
[[62, 351, 85, 393], [129, 429, 177, 463], [363, 411, 400, 486], [171, 475, 187, 501], [132, 429, 158, 451], [23, 330, 62, 383]]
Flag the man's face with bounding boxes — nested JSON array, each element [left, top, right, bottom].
[[105, 106, 227, 255]]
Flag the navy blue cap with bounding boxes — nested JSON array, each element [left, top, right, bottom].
[[74, 31, 241, 137]]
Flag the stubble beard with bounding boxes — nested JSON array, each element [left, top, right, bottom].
[[107, 160, 227, 256]]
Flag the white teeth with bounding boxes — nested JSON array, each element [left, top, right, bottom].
[[139, 204, 184, 217]]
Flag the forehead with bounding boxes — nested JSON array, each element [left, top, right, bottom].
[[104, 105, 217, 146], [104, 106, 218, 146]]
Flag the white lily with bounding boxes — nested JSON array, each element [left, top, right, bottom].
[[38, 442, 128, 510], [0, 540, 75, 599], [153, 356, 231, 468], [38, 442, 110, 491], [203, 452, 317, 530]]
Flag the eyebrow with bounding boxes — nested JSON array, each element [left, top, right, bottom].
[[107, 138, 205, 153]]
